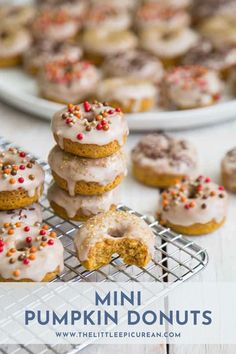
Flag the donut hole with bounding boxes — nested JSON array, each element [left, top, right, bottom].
[[107, 227, 126, 238], [15, 240, 28, 252]]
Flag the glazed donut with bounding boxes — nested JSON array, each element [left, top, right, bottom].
[[161, 65, 222, 109], [48, 146, 127, 196], [0, 27, 31, 68], [0, 5, 35, 28], [140, 28, 199, 67], [48, 183, 118, 221], [74, 210, 155, 270], [51, 101, 129, 158], [221, 148, 236, 193], [136, 3, 190, 31], [38, 60, 99, 104], [0, 148, 45, 210], [97, 78, 157, 113], [102, 50, 164, 85], [0, 204, 42, 228], [37, 0, 87, 20], [82, 29, 138, 65], [0, 223, 64, 282], [132, 133, 198, 188], [85, 4, 131, 31], [24, 40, 83, 75], [157, 176, 228, 235], [183, 40, 236, 78], [32, 9, 80, 42]]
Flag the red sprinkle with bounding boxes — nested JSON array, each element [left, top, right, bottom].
[[23, 258, 30, 265], [18, 177, 24, 184], [197, 185, 203, 192], [48, 239, 54, 246], [96, 124, 103, 130], [84, 101, 91, 112], [76, 133, 83, 140], [219, 186, 225, 191], [0, 240, 4, 247], [66, 118, 72, 124], [205, 177, 211, 183], [184, 204, 190, 210], [39, 229, 46, 236], [108, 109, 115, 114], [115, 107, 121, 112], [24, 226, 30, 232], [101, 119, 107, 126], [19, 152, 26, 158], [0, 247, 4, 253], [19, 165, 25, 170], [26, 237, 32, 243]]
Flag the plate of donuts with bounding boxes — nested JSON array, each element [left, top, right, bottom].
[[0, 67, 236, 131]]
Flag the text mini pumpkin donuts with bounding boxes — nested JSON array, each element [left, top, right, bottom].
[[157, 176, 228, 235], [51, 101, 129, 158], [0, 148, 45, 210], [74, 210, 155, 270], [0, 223, 64, 282]]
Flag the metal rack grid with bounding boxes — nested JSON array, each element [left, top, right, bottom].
[[0, 137, 209, 354]]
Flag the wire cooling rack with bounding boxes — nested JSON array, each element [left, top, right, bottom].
[[0, 136, 208, 354]]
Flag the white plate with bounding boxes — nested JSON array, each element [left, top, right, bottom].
[[0, 68, 236, 131]]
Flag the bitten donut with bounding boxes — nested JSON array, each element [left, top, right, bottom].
[[74, 210, 155, 270], [132, 133, 198, 188], [0, 27, 31, 68], [221, 148, 236, 193], [98, 78, 157, 113], [24, 40, 83, 75], [157, 176, 228, 235], [38, 60, 99, 104], [0, 148, 45, 210], [140, 28, 199, 67], [103, 50, 164, 85], [48, 183, 118, 221], [0, 223, 64, 282], [161, 65, 222, 109], [0, 204, 42, 228], [82, 29, 138, 65], [51, 101, 129, 158], [48, 146, 127, 196]]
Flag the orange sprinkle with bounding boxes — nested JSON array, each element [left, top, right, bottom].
[[13, 270, 20, 277], [180, 195, 187, 202], [4, 169, 11, 175], [13, 165, 19, 171], [10, 248, 16, 253], [9, 178, 16, 184], [75, 113, 81, 119], [29, 254, 36, 261], [4, 223, 10, 228], [6, 251, 12, 257], [96, 115, 103, 121], [30, 246, 37, 253], [8, 229, 14, 235], [189, 201, 196, 208], [40, 241, 47, 247], [15, 222, 21, 228], [42, 225, 49, 230], [210, 191, 216, 197], [162, 200, 169, 207], [102, 112, 108, 117], [50, 231, 57, 238], [67, 103, 74, 109]]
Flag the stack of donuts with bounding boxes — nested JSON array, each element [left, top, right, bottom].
[[47, 100, 129, 221], [0, 148, 64, 281]]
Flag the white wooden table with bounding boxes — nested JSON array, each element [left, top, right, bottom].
[[1, 101, 236, 354]]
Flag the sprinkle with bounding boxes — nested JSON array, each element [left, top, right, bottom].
[[24, 226, 30, 232], [219, 193, 225, 198], [15, 222, 21, 228], [184, 204, 190, 210], [84, 101, 91, 112], [19, 152, 26, 158], [19, 165, 25, 170], [76, 133, 84, 140], [48, 239, 54, 246], [23, 258, 30, 265], [13, 270, 20, 277], [50, 231, 57, 238], [8, 229, 14, 235], [9, 178, 16, 184], [18, 255, 24, 261], [0, 240, 4, 247], [30, 246, 37, 253], [115, 107, 122, 112], [9, 258, 15, 264], [189, 201, 196, 208], [219, 186, 225, 191], [39, 229, 46, 236], [210, 191, 216, 197], [0, 247, 4, 253], [10, 248, 16, 253], [29, 174, 35, 180], [96, 115, 103, 121], [96, 124, 103, 130], [18, 177, 24, 184], [205, 177, 211, 183], [26, 237, 32, 243], [29, 254, 36, 261]]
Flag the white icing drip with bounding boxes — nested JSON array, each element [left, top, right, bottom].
[[51, 102, 129, 147], [0, 149, 45, 197], [48, 146, 127, 196], [0, 223, 64, 281], [74, 210, 155, 262], [48, 183, 119, 218], [0, 204, 42, 227], [0, 29, 31, 58]]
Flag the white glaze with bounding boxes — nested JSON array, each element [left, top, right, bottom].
[[158, 178, 228, 227], [141, 27, 199, 59], [0, 148, 45, 198], [103, 50, 164, 84], [48, 183, 119, 218], [82, 29, 138, 56], [74, 210, 155, 262], [0, 204, 42, 227], [0, 223, 64, 281], [221, 148, 236, 191], [132, 133, 198, 176], [48, 146, 127, 196], [0, 29, 31, 58], [51, 102, 129, 148]]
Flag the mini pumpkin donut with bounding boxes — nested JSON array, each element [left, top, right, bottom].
[[74, 210, 155, 270], [182, 40, 236, 79], [157, 176, 228, 235], [135, 3, 190, 31], [221, 147, 236, 193], [82, 29, 138, 66], [98, 78, 157, 113], [0, 223, 64, 282], [132, 133, 198, 188], [32, 8, 80, 42], [0, 204, 42, 228], [24, 40, 83, 75], [48, 146, 127, 196], [102, 50, 164, 85], [37, 0, 87, 21], [140, 27, 199, 67], [85, 4, 131, 31], [0, 5, 35, 28], [0, 148, 45, 210], [51, 101, 129, 158], [0, 27, 31, 68], [38, 60, 99, 104], [48, 183, 118, 221], [161, 65, 222, 110]]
